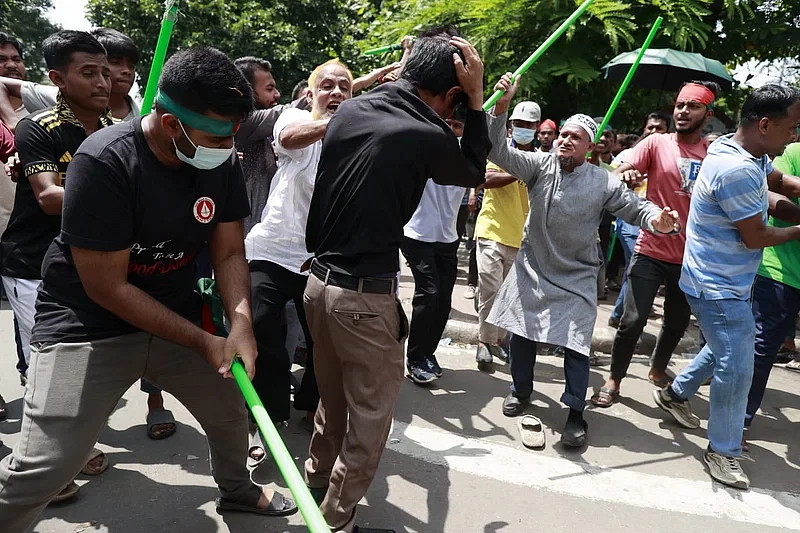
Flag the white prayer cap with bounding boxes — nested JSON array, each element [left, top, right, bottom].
[[562, 114, 597, 141]]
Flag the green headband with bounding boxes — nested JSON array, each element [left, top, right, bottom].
[[155, 89, 238, 136]]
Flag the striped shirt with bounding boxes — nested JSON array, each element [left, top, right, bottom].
[[679, 134, 773, 300]]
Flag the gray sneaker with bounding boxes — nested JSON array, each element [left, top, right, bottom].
[[652, 388, 701, 429], [704, 451, 750, 489], [476, 344, 493, 371]]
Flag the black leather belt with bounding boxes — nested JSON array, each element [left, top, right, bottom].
[[310, 260, 396, 295]]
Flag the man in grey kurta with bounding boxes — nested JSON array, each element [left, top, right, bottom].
[[485, 74, 680, 447]]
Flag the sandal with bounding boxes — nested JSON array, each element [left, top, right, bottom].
[[215, 492, 298, 517], [775, 347, 797, 364], [590, 387, 619, 408], [589, 354, 603, 367], [785, 359, 800, 372], [518, 415, 546, 449], [50, 481, 80, 503], [146, 408, 177, 440], [80, 447, 109, 476], [648, 374, 674, 388]]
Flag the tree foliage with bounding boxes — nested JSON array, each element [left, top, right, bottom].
[[0, 0, 61, 82], [85, 0, 381, 102], [363, 0, 799, 130], [81, 0, 799, 131]]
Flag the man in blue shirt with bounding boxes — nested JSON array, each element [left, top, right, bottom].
[[652, 85, 800, 490]]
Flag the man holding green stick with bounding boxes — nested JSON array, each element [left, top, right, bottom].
[[0, 46, 298, 531], [486, 73, 681, 447]]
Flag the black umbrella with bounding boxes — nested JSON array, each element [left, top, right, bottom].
[[602, 48, 733, 91]]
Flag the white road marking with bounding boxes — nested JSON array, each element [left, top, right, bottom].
[[388, 421, 800, 530]]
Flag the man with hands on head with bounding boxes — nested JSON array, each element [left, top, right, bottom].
[[0, 46, 299, 533], [303, 27, 489, 532], [485, 73, 681, 448]]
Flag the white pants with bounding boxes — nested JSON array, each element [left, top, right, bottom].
[[476, 238, 518, 344], [2, 276, 42, 365]]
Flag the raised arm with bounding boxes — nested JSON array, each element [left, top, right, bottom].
[[280, 118, 329, 151], [485, 73, 546, 185], [353, 62, 402, 93], [429, 38, 490, 188]]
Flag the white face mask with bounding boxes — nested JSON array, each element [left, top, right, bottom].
[[173, 120, 233, 170]]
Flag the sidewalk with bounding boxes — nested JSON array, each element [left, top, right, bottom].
[[398, 241, 704, 355]]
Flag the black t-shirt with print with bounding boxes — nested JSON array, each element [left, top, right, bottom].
[[31, 117, 250, 343], [1, 107, 92, 279]]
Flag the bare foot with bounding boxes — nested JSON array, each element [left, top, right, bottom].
[[601, 377, 621, 394], [648, 370, 673, 387], [256, 487, 278, 509]]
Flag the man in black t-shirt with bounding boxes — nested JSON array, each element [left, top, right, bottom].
[[0, 31, 113, 374], [0, 47, 297, 532]]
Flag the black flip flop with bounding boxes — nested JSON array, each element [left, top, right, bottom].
[[215, 492, 298, 517]]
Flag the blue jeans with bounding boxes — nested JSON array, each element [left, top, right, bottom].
[[671, 294, 755, 457], [747, 275, 800, 427], [611, 219, 640, 321], [509, 334, 590, 411]]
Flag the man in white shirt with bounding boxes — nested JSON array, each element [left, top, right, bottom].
[[402, 109, 468, 384], [244, 59, 353, 463]]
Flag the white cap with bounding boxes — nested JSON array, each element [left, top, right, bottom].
[[509, 101, 541, 123]]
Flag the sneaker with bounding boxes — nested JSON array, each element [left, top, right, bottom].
[[704, 451, 750, 489], [502, 393, 529, 417], [487, 344, 509, 362], [425, 356, 443, 378], [463, 285, 477, 300], [561, 411, 588, 447], [407, 363, 437, 385], [652, 388, 701, 429], [476, 344, 493, 371]]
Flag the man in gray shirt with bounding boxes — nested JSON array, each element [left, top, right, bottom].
[[486, 73, 680, 447]]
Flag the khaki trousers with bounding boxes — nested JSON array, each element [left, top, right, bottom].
[[0, 332, 260, 533], [303, 274, 408, 532], [476, 238, 519, 344]]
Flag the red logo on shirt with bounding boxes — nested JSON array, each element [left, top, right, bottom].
[[193, 197, 215, 224]]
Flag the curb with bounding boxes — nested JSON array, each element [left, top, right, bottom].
[[439, 317, 703, 356]]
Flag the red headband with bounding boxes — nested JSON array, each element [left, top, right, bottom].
[[677, 83, 715, 107], [539, 119, 557, 132]]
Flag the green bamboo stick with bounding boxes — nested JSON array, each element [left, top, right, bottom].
[[139, 0, 180, 116], [364, 43, 403, 56], [483, 0, 596, 111], [231, 359, 330, 533], [593, 16, 663, 142]]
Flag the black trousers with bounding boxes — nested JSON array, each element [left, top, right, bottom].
[[401, 237, 459, 366], [250, 260, 319, 422], [610, 252, 691, 380]]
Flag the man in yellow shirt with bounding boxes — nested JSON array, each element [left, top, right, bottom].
[[475, 100, 537, 369]]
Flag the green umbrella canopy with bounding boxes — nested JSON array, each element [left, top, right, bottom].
[[602, 48, 733, 91]]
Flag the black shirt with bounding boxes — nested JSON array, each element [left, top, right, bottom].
[[31, 117, 250, 343], [1, 100, 113, 279], [305, 80, 490, 276]]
